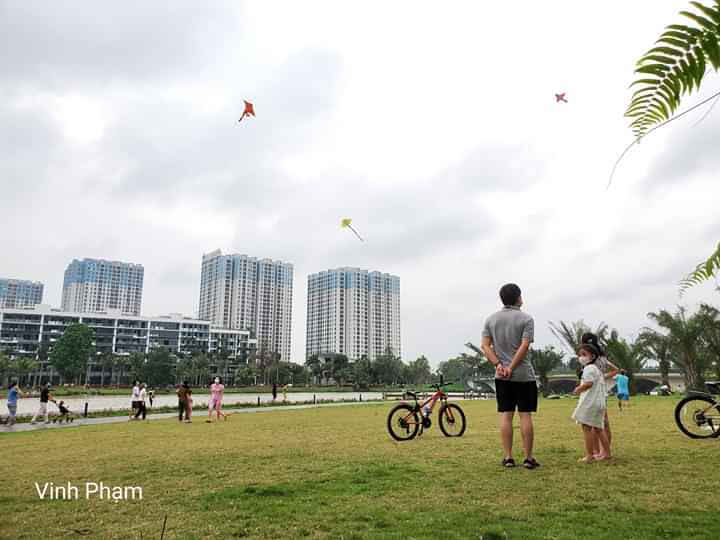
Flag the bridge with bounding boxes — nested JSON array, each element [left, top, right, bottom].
[[546, 372, 685, 394]]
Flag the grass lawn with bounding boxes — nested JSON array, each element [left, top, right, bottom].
[[2, 395, 719, 539]]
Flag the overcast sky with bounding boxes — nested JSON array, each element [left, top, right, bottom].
[[2, 1, 719, 366]]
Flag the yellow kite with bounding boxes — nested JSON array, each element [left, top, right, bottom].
[[340, 218, 364, 242]]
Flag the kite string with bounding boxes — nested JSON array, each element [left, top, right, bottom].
[[608, 87, 720, 189]]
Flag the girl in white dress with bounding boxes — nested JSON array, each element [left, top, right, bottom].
[[572, 344, 607, 463], [581, 333, 618, 459]]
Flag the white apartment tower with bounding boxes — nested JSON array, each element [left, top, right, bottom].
[[198, 250, 293, 362], [61, 258, 144, 316], [306, 268, 401, 361]]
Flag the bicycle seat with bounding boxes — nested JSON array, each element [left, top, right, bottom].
[[405, 391, 417, 400]]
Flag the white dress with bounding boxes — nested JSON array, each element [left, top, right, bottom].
[[572, 364, 606, 429]]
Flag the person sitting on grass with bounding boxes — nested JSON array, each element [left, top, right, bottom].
[[615, 369, 630, 411], [572, 344, 609, 463]]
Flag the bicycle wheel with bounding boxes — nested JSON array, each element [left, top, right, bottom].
[[675, 395, 720, 439], [439, 403, 466, 437], [387, 404, 420, 441]]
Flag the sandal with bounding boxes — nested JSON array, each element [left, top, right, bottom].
[[523, 458, 540, 469], [502, 458, 516, 468]]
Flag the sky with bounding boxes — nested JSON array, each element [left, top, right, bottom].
[[1, 1, 719, 366]]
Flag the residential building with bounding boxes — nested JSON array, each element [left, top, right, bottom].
[[61, 258, 144, 316], [306, 267, 401, 361], [198, 249, 293, 362], [0, 278, 43, 309], [0, 304, 257, 385]]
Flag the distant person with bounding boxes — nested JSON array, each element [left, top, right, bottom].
[[272, 383, 277, 401], [481, 283, 540, 469], [2, 382, 24, 426], [615, 370, 630, 410], [282, 384, 288, 402], [207, 377, 226, 423], [572, 344, 609, 462], [184, 382, 193, 422], [148, 389, 155, 407], [177, 382, 189, 422], [52, 400, 74, 423], [31, 382, 55, 425], [130, 380, 141, 420], [133, 383, 148, 420], [581, 333, 618, 459]]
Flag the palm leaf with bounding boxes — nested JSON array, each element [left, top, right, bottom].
[[679, 241, 720, 296], [625, 1, 720, 138]]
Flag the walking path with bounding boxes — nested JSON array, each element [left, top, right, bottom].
[[1, 400, 383, 433]]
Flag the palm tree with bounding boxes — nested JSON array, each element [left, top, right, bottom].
[[99, 353, 115, 388], [696, 303, 720, 379], [528, 346, 565, 396], [637, 329, 673, 389], [549, 320, 609, 356], [12, 357, 37, 387], [605, 335, 646, 395], [0, 352, 12, 387], [623, 1, 720, 292], [647, 307, 709, 391]]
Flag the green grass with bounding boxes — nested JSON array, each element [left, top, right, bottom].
[[2, 396, 719, 539]]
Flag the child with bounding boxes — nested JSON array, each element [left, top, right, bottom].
[[2, 382, 23, 426], [581, 333, 618, 459], [615, 369, 630, 410], [572, 344, 609, 463], [53, 401, 74, 423], [207, 377, 226, 423]]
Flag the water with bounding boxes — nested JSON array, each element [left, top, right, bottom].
[[11, 391, 384, 416]]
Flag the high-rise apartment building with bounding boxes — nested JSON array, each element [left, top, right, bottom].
[[61, 258, 144, 316], [198, 249, 293, 362], [306, 267, 401, 361], [0, 278, 44, 309]]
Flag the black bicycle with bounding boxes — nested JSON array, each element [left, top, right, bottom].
[[386, 381, 466, 441], [674, 381, 720, 439]]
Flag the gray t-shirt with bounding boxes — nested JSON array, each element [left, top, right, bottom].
[[482, 306, 536, 382]]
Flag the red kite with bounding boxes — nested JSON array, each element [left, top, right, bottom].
[[555, 93, 568, 103], [238, 100, 255, 122]]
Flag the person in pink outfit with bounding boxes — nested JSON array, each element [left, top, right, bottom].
[[206, 377, 226, 423]]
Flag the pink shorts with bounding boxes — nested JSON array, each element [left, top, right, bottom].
[[209, 398, 222, 411]]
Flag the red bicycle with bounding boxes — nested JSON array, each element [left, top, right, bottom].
[[387, 381, 466, 441]]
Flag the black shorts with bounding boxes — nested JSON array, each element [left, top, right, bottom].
[[495, 379, 538, 413]]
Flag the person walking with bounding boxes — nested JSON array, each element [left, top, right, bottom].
[[2, 382, 24, 426], [272, 382, 277, 402], [177, 382, 189, 422], [129, 380, 141, 420], [481, 283, 540, 469], [615, 370, 630, 410], [207, 377, 226, 423], [148, 389, 154, 408], [133, 383, 148, 420], [31, 382, 55, 425]]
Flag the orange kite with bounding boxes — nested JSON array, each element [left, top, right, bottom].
[[238, 100, 255, 122]]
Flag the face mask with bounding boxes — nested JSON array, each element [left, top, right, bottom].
[[214, 378, 220, 384], [579, 355, 592, 366]]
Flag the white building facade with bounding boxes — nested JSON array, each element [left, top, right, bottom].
[[0, 305, 257, 384], [306, 268, 401, 361], [198, 250, 293, 362], [61, 258, 144, 316], [0, 278, 44, 309]]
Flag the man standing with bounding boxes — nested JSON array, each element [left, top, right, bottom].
[[481, 283, 539, 469], [30, 382, 55, 425]]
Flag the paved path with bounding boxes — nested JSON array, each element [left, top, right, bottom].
[[1, 400, 384, 433]]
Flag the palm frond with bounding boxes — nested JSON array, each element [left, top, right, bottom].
[[626, 1, 720, 138], [679, 241, 720, 295]]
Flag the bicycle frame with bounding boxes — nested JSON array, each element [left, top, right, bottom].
[[401, 388, 456, 430]]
